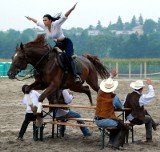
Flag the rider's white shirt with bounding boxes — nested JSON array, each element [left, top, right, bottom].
[[36, 15, 67, 41]]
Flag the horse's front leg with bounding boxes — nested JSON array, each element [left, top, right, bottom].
[[37, 82, 57, 113], [25, 81, 45, 93]]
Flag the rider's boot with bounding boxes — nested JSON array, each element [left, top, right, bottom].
[[70, 60, 82, 83]]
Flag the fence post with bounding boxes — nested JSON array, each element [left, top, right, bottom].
[[116, 62, 119, 78], [140, 64, 142, 78], [144, 62, 147, 78], [129, 63, 131, 78]]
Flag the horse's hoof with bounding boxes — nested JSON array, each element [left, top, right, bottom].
[[36, 118, 43, 127], [37, 102, 43, 113]]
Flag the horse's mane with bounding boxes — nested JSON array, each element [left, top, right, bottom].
[[25, 34, 48, 49]]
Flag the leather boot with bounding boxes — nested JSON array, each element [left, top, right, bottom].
[[112, 129, 122, 149], [70, 60, 81, 83], [112, 128, 128, 149], [144, 109, 159, 131], [152, 122, 159, 131], [108, 130, 117, 147]]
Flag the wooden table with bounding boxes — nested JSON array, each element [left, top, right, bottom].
[[40, 104, 133, 148], [42, 104, 131, 136]]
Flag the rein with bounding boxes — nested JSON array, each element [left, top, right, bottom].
[[15, 74, 34, 81]]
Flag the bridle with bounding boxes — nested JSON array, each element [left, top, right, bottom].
[[13, 49, 50, 81]]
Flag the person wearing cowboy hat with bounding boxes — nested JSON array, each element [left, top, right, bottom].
[[95, 77, 129, 150], [124, 78, 156, 142]]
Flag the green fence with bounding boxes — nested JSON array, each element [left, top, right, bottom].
[[0, 62, 11, 76], [0, 62, 33, 77]]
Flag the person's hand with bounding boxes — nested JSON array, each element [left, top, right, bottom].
[[31, 106, 37, 114], [71, 2, 78, 11], [145, 78, 152, 85], [68, 90, 73, 96], [25, 16, 31, 21], [111, 68, 117, 77]]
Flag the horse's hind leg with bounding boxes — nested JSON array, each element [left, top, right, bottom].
[[83, 85, 93, 105], [71, 85, 93, 105], [86, 73, 100, 93]]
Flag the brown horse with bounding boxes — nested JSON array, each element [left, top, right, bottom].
[[8, 34, 109, 109]]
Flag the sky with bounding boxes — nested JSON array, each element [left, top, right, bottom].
[[1, 0, 160, 31]]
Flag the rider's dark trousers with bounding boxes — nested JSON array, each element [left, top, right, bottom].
[[55, 37, 74, 60]]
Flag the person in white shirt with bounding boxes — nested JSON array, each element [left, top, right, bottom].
[[55, 89, 91, 136], [25, 2, 81, 83], [17, 85, 41, 141], [124, 78, 156, 142]]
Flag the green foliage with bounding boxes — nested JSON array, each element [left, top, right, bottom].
[[143, 19, 157, 34], [1, 15, 160, 59], [0, 29, 36, 59]]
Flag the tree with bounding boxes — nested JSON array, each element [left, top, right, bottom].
[[130, 15, 137, 29], [123, 22, 131, 30], [143, 19, 157, 34], [156, 18, 160, 32], [138, 14, 144, 25], [20, 28, 36, 43], [96, 20, 103, 30], [116, 16, 123, 30]]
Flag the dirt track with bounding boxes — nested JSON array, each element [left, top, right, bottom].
[[0, 78, 160, 152]]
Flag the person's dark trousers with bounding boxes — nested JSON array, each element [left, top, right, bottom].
[[111, 127, 128, 149], [144, 109, 157, 130], [108, 130, 119, 146], [130, 115, 152, 141], [18, 113, 37, 138], [145, 115, 152, 141]]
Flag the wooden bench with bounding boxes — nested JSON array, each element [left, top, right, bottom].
[[32, 119, 118, 149], [33, 104, 133, 149], [32, 118, 134, 146], [56, 118, 135, 143], [44, 119, 118, 149]]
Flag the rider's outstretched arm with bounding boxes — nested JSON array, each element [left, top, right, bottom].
[[65, 2, 77, 17], [25, 16, 37, 23]]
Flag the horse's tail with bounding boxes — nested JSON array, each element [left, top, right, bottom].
[[82, 54, 110, 79]]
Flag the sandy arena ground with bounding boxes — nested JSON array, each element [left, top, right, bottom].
[[0, 78, 160, 152]]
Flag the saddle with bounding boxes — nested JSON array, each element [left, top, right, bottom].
[[56, 49, 82, 75]]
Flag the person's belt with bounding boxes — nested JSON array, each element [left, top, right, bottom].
[[95, 116, 105, 120]]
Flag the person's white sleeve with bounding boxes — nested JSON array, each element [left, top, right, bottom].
[[30, 91, 40, 107], [36, 21, 45, 29], [22, 96, 27, 105], [139, 85, 155, 106], [25, 94, 33, 106], [35, 91, 41, 98], [62, 90, 73, 104], [54, 15, 67, 26]]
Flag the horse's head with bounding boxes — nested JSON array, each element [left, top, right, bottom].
[[7, 43, 28, 79]]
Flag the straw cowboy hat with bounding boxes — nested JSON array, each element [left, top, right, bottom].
[[130, 80, 145, 90], [100, 77, 118, 93]]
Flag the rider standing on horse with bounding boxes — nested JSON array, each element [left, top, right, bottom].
[[26, 2, 81, 83]]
